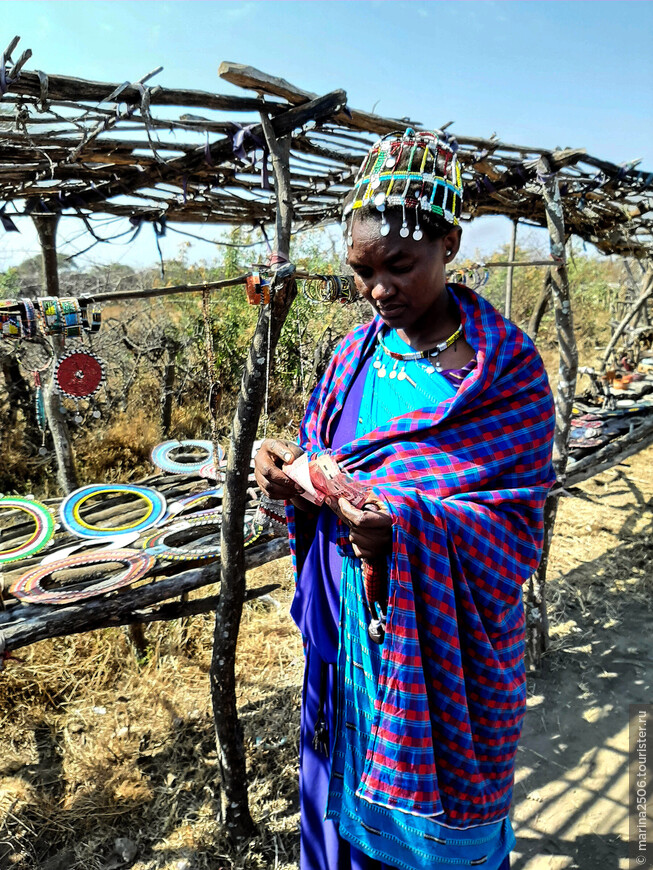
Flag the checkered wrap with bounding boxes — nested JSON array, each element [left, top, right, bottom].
[[287, 284, 556, 826]]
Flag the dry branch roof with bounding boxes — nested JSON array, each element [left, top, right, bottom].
[[1, 38, 652, 258]]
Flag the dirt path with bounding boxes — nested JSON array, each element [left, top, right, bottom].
[[513, 449, 653, 870], [514, 605, 651, 870]]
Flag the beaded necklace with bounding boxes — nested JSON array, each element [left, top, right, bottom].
[[373, 323, 462, 379]]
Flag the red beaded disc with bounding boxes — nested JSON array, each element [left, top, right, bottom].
[[54, 351, 105, 399]]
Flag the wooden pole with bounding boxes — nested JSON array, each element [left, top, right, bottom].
[[526, 159, 578, 670], [539, 160, 578, 478], [0, 542, 288, 652], [32, 214, 79, 494], [599, 270, 653, 371], [504, 220, 517, 320], [209, 111, 297, 844], [160, 341, 177, 438], [485, 259, 557, 268], [85, 275, 249, 304], [527, 268, 552, 341]]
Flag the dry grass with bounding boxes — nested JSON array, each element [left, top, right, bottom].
[[0, 557, 303, 870], [545, 452, 653, 658], [75, 410, 161, 485]]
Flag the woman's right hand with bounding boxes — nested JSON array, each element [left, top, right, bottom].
[[254, 438, 306, 501]]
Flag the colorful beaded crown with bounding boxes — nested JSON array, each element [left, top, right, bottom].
[[342, 128, 463, 243]]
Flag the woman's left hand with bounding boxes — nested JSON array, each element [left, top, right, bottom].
[[326, 497, 393, 561]]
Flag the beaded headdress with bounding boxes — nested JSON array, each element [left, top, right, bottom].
[[342, 127, 463, 244]]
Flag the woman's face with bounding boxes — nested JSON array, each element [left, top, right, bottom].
[[347, 213, 462, 337]]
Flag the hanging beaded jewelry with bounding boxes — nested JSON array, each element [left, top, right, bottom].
[[373, 323, 463, 380]]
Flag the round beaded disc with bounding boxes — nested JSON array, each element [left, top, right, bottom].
[[151, 440, 224, 475], [141, 515, 223, 561], [54, 350, 105, 399], [198, 460, 225, 480], [60, 484, 167, 539], [161, 488, 223, 524], [39, 532, 141, 566], [141, 514, 258, 562]]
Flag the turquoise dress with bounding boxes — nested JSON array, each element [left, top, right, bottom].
[[325, 329, 516, 869]]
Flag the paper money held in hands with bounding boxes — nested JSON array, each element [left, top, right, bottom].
[[283, 452, 372, 509]]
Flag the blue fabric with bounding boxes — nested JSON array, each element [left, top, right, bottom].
[[298, 355, 389, 869], [328, 560, 515, 870]]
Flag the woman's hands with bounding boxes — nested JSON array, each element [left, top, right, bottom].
[[326, 496, 393, 561], [254, 438, 306, 502], [254, 441, 394, 554]]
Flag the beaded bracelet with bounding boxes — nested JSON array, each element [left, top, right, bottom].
[[0, 301, 23, 339], [18, 299, 37, 338], [79, 297, 102, 333], [59, 297, 83, 338], [37, 296, 64, 335]]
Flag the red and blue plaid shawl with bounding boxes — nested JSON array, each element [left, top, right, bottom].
[[287, 284, 556, 826]]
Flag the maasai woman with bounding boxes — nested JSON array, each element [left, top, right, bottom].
[[255, 129, 556, 870]]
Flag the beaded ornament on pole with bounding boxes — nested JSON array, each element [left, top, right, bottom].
[[341, 127, 463, 244]]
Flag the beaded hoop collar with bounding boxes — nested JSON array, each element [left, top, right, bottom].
[[0, 496, 55, 564], [10, 550, 155, 605]]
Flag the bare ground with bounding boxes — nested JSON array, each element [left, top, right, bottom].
[[0, 447, 651, 870]]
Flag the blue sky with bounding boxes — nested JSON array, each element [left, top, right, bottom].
[[1, 0, 652, 270]]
